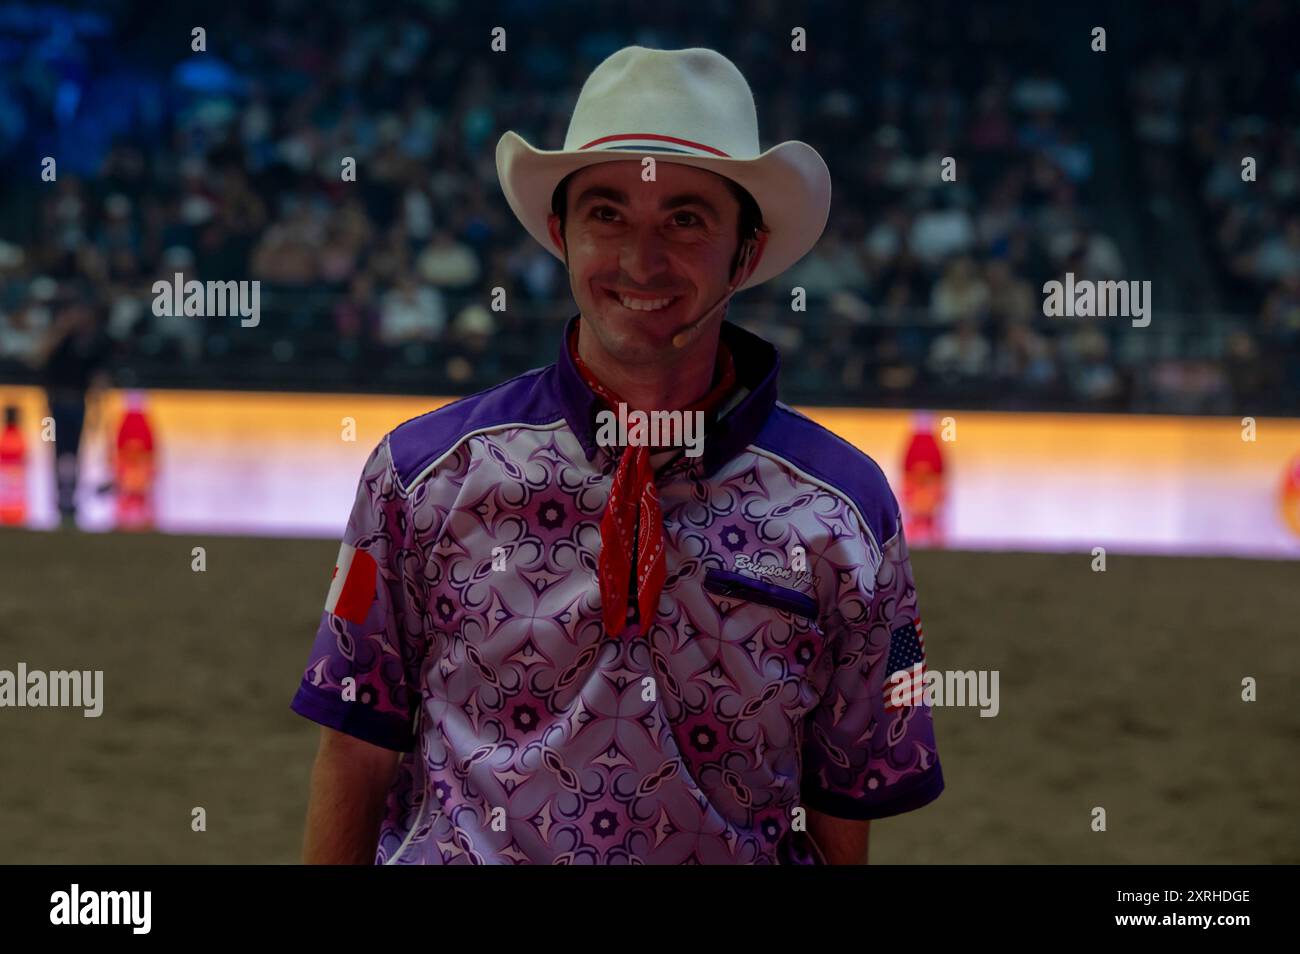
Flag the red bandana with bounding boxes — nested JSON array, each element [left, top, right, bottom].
[[569, 322, 737, 637]]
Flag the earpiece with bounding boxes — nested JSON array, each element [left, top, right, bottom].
[[729, 236, 757, 291], [670, 237, 758, 349]]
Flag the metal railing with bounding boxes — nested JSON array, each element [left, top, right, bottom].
[[2, 287, 1296, 415]]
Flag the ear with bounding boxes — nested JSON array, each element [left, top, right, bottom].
[[734, 230, 769, 285], [545, 212, 566, 259]]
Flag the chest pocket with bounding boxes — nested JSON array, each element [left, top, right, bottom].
[[702, 568, 819, 622]]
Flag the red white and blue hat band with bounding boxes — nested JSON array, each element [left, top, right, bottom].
[[578, 133, 732, 158]]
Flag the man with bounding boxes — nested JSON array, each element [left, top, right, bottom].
[[292, 46, 943, 865], [34, 296, 112, 530]]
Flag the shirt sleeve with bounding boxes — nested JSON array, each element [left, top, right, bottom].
[[289, 435, 425, 752], [801, 516, 945, 820]]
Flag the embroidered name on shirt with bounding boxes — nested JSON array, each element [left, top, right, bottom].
[[733, 552, 813, 588]]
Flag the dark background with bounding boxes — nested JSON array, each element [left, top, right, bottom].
[[1, 0, 1298, 411]]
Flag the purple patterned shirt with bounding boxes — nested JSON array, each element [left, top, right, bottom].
[[291, 316, 944, 864]]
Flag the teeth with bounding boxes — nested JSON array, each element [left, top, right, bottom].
[[617, 294, 675, 311]]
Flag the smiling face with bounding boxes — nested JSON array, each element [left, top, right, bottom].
[[547, 160, 758, 367]]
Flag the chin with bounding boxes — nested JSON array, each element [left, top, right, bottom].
[[589, 302, 685, 355]]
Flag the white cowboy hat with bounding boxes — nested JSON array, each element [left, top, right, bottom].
[[495, 45, 831, 292]]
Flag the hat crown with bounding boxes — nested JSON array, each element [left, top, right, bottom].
[[563, 46, 760, 159]]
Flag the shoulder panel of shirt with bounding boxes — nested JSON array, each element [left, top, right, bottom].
[[386, 365, 568, 491], [748, 401, 900, 563]]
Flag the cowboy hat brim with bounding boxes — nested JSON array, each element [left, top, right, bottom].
[[495, 130, 831, 292]]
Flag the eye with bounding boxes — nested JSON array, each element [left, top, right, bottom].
[[590, 205, 620, 223], [671, 211, 703, 228]]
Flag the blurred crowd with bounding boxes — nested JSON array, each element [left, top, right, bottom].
[[0, 0, 1296, 412], [1184, 9, 1300, 366]]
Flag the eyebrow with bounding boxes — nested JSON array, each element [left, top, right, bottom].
[[573, 186, 722, 220], [661, 193, 722, 218], [572, 186, 626, 210]]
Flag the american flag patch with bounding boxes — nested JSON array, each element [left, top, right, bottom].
[[883, 618, 926, 711]]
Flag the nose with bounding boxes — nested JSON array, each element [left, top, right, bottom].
[[618, 226, 672, 287]]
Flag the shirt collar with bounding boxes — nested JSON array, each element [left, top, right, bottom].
[[566, 319, 738, 426], [551, 313, 781, 478]]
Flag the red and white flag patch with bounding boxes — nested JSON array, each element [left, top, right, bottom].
[[325, 542, 378, 625]]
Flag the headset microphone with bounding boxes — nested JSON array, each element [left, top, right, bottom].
[[670, 239, 754, 349]]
